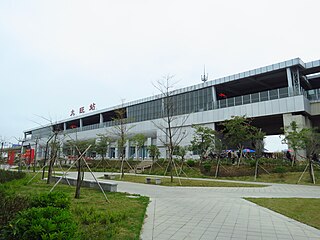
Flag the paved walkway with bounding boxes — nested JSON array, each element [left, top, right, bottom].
[[67, 172, 320, 240]]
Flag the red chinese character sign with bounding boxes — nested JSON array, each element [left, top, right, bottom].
[[69, 103, 97, 117], [89, 103, 96, 111], [79, 106, 85, 114]]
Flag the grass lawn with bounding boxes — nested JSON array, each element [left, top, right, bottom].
[[108, 174, 267, 187], [246, 198, 320, 229], [221, 171, 320, 186], [1, 174, 149, 240]]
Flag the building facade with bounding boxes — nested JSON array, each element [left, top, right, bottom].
[[24, 58, 320, 159]]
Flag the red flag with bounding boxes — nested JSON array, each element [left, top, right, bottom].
[[8, 151, 15, 165], [218, 93, 227, 98]]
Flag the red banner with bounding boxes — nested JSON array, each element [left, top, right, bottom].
[[8, 151, 15, 165], [22, 149, 35, 164]]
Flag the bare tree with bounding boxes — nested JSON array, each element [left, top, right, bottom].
[[111, 107, 134, 179], [46, 131, 60, 184], [152, 75, 189, 183]]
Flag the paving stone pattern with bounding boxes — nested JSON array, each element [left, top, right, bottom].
[[69, 172, 320, 240]]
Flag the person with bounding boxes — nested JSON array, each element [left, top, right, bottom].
[[286, 151, 292, 162]]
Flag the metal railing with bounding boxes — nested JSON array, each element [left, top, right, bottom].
[[32, 86, 320, 139]]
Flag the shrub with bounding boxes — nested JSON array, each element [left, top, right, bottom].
[[274, 166, 286, 174], [1, 206, 78, 240], [31, 192, 70, 209], [186, 160, 195, 167], [0, 189, 30, 230], [203, 163, 212, 172], [0, 170, 26, 183]]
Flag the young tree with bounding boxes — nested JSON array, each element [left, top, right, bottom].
[[111, 107, 133, 178], [173, 145, 188, 174], [64, 139, 95, 199], [302, 128, 320, 184], [190, 125, 216, 162], [252, 129, 266, 180], [131, 133, 146, 160], [147, 145, 160, 162], [46, 132, 60, 184], [221, 116, 260, 166], [94, 134, 111, 171], [284, 122, 320, 183], [152, 75, 189, 182], [282, 121, 303, 166], [147, 144, 161, 174]]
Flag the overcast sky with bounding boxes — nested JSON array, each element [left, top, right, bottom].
[[0, 0, 319, 146]]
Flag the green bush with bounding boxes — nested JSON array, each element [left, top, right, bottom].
[[274, 166, 286, 174], [1, 206, 77, 240], [31, 192, 70, 209], [203, 163, 212, 172], [186, 160, 195, 167], [0, 170, 26, 183], [0, 189, 30, 230]]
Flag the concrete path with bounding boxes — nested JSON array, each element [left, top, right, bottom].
[[67, 172, 320, 240]]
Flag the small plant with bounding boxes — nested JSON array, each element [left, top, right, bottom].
[[31, 191, 70, 209], [0, 189, 30, 230], [1, 206, 77, 240], [186, 160, 195, 167], [274, 166, 286, 174], [203, 163, 212, 172], [0, 170, 26, 183]]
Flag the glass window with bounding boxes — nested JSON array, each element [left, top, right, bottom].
[[279, 88, 289, 98], [251, 93, 259, 103], [227, 98, 235, 107], [260, 91, 268, 101], [243, 95, 250, 104], [269, 89, 278, 100], [220, 99, 226, 108], [235, 96, 242, 106]]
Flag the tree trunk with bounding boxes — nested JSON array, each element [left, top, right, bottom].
[[120, 157, 125, 179], [75, 158, 82, 199], [238, 146, 243, 166], [170, 158, 173, 183], [254, 158, 259, 181], [309, 159, 316, 184], [46, 150, 57, 184], [47, 134, 58, 184], [215, 158, 220, 178]]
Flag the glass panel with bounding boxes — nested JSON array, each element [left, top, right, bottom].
[[260, 91, 268, 101], [269, 89, 278, 100], [243, 95, 250, 104], [235, 96, 242, 106], [219, 99, 226, 108], [251, 93, 259, 103], [279, 88, 289, 98], [227, 98, 235, 107]]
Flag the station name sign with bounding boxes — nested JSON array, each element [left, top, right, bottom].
[[70, 103, 96, 117]]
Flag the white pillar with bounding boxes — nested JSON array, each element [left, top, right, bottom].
[[211, 86, 217, 109], [125, 140, 130, 160], [135, 146, 139, 160], [99, 114, 103, 127], [146, 137, 152, 159], [286, 68, 293, 88], [115, 147, 118, 159], [63, 122, 66, 131], [79, 119, 83, 129], [283, 113, 311, 160]]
